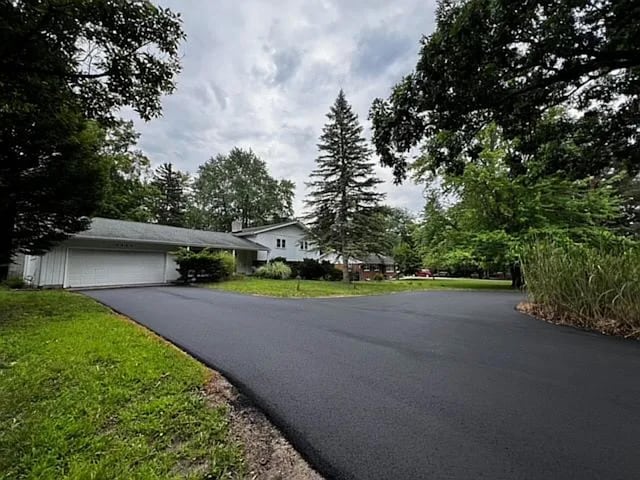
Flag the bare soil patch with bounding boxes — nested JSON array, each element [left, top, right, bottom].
[[204, 371, 323, 480]]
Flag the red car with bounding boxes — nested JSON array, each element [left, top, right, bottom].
[[415, 268, 433, 278]]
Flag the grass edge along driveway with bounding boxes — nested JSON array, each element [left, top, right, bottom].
[[207, 277, 512, 298], [0, 289, 244, 480]]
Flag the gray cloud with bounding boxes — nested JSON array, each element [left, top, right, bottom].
[[129, 0, 437, 214]]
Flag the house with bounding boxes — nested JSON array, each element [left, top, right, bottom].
[[11, 218, 267, 289], [232, 219, 320, 264], [320, 253, 397, 280]]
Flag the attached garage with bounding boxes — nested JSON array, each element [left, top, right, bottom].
[[20, 218, 267, 289], [66, 249, 169, 288]]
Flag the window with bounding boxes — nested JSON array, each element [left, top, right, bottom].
[[276, 238, 286, 249], [300, 240, 309, 250], [363, 265, 370, 272]]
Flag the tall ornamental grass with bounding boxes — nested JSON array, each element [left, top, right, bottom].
[[521, 241, 640, 337], [255, 261, 292, 280]]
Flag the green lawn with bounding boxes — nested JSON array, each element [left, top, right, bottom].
[[0, 290, 244, 480], [207, 277, 512, 298]]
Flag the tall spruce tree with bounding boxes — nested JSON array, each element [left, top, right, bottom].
[[305, 90, 385, 282], [150, 163, 189, 227]]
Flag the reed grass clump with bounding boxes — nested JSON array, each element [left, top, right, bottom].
[[521, 241, 640, 338]]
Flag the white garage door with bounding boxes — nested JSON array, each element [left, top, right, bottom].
[[66, 249, 167, 288]]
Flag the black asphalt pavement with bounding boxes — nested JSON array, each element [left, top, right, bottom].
[[84, 286, 640, 480]]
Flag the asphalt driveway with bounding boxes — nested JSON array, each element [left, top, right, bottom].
[[84, 286, 640, 480]]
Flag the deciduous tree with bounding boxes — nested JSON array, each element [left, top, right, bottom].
[[188, 148, 294, 231], [0, 0, 184, 277]]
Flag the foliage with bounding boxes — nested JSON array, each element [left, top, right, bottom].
[[0, 290, 243, 479], [414, 124, 625, 276], [370, 0, 640, 183], [298, 258, 325, 280], [188, 148, 295, 231], [254, 261, 291, 280], [173, 248, 235, 283], [372, 273, 385, 281], [322, 262, 344, 282], [208, 277, 511, 298], [150, 163, 189, 227], [521, 241, 640, 337], [305, 90, 385, 281], [0, 0, 184, 278], [93, 121, 154, 222], [0, 107, 107, 278], [3, 276, 26, 289]]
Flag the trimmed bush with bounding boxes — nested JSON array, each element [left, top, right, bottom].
[[322, 261, 343, 281], [372, 273, 385, 281], [173, 248, 235, 283], [298, 259, 325, 280], [521, 240, 640, 337], [255, 261, 291, 280]]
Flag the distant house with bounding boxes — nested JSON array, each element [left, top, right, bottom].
[[10, 218, 267, 289], [232, 220, 321, 264], [320, 253, 397, 280]]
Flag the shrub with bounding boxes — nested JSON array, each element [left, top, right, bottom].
[[298, 258, 325, 280], [4, 276, 26, 289], [173, 248, 235, 283], [321, 261, 343, 281], [521, 240, 640, 337], [255, 261, 291, 280], [372, 273, 385, 281], [217, 251, 236, 278]]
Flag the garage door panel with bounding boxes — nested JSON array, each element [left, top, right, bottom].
[[67, 249, 167, 287]]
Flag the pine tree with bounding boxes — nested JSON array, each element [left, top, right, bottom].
[[150, 163, 189, 227], [305, 90, 385, 282]]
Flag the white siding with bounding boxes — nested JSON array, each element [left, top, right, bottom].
[[246, 225, 320, 262], [8, 253, 25, 278], [37, 246, 67, 287]]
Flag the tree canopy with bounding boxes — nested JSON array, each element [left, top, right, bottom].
[[150, 163, 189, 227], [414, 124, 626, 276], [188, 148, 295, 232], [94, 121, 155, 222], [370, 0, 640, 182], [305, 90, 385, 281], [0, 0, 184, 277]]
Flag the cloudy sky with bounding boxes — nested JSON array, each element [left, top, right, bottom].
[[129, 0, 437, 215]]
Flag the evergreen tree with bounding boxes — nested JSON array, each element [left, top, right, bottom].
[[305, 90, 385, 282], [150, 163, 189, 227]]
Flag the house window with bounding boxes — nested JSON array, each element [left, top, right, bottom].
[[363, 265, 370, 272], [276, 238, 286, 249], [300, 241, 309, 250]]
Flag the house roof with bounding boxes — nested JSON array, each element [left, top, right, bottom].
[[320, 252, 395, 265], [233, 219, 307, 236], [74, 218, 268, 251]]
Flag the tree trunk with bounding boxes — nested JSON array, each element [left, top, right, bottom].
[[342, 253, 350, 283]]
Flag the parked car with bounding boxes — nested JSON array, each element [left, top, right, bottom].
[[415, 268, 433, 278]]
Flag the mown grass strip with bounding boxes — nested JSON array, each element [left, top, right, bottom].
[[207, 277, 512, 298], [0, 290, 244, 480]]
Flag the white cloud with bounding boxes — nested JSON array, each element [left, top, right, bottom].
[[129, 0, 437, 215]]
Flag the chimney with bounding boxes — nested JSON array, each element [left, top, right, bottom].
[[231, 219, 243, 233]]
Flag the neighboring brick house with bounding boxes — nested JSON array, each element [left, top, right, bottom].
[[320, 253, 398, 280]]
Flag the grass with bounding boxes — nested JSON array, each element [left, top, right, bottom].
[[207, 277, 512, 298], [0, 290, 244, 480], [521, 241, 640, 338]]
